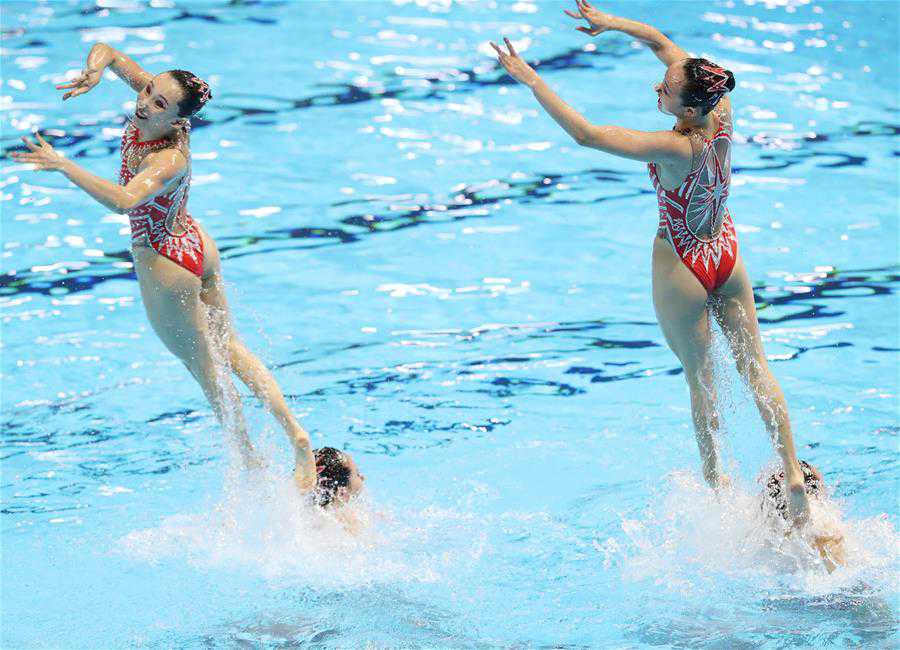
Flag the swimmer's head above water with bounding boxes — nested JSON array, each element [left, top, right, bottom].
[[133, 70, 212, 131], [313, 447, 365, 508], [763, 460, 824, 520], [655, 58, 736, 119]]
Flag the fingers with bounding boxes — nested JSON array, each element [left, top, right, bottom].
[[563, 9, 582, 19], [63, 86, 89, 101], [34, 131, 49, 148], [9, 152, 44, 168], [56, 71, 88, 90], [21, 136, 39, 152], [489, 40, 504, 58], [503, 37, 517, 57]]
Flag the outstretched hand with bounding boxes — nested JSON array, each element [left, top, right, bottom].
[[564, 0, 616, 36], [56, 67, 102, 100], [9, 132, 68, 172], [489, 37, 539, 87]]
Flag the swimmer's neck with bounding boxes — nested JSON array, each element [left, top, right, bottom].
[[133, 118, 180, 143], [674, 112, 714, 134]]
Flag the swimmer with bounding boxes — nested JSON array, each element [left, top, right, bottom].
[[491, 1, 811, 524], [10, 44, 318, 491], [310, 447, 366, 532], [763, 460, 847, 572]]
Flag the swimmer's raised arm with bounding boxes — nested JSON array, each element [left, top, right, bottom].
[[564, 0, 688, 67], [56, 43, 152, 100], [11, 132, 186, 212], [490, 39, 690, 165]]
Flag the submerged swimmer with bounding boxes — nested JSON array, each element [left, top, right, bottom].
[[491, 1, 812, 524], [763, 461, 847, 573], [10, 44, 321, 491], [312, 447, 366, 508], [309, 447, 366, 532]]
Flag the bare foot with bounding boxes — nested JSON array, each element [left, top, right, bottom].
[[786, 479, 811, 526]]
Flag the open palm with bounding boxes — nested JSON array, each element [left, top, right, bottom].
[[56, 67, 102, 101]]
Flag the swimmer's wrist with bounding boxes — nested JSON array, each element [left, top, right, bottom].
[[87, 43, 114, 70], [58, 159, 77, 176], [526, 75, 545, 90]]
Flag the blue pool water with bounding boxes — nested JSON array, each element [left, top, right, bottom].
[[2, 0, 898, 646]]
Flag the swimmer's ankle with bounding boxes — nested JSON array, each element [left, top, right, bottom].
[[780, 455, 804, 484], [786, 481, 811, 527]]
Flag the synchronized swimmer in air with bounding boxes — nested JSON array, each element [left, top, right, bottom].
[[11, 1, 845, 565], [10, 43, 364, 508]]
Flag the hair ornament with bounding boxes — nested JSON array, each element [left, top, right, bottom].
[[699, 63, 729, 95], [184, 75, 212, 105]]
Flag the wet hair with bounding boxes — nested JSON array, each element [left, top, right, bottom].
[[166, 69, 212, 118], [764, 460, 823, 520], [313, 447, 352, 507], [680, 58, 736, 115]]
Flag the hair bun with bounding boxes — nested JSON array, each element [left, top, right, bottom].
[[167, 69, 213, 119], [724, 69, 736, 93]]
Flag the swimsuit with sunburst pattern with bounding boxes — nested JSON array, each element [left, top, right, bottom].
[[648, 108, 737, 293]]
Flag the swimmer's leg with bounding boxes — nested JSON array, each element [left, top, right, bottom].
[[133, 249, 258, 469], [713, 255, 809, 524], [197, 231, 315, 490], [651, 239, 722, 487]]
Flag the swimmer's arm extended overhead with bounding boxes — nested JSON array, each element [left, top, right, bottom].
[[563, 1, 688, 67], [10, 133, 186, 212], [490, 39, 690, 164], [56, 43, 152, 100]]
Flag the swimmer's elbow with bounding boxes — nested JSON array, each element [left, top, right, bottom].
[[572, 130, 592, 147], [572, 125, 604, 148], [116, 192, 143, 212]]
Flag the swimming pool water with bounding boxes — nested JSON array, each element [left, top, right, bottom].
[[2, 0, 898, 647]]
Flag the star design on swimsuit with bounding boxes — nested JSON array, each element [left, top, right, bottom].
[[686, 141, 730, 241]]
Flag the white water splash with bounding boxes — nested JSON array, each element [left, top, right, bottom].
[[117, 466, 487, 591], [600, 470, 898, 600]]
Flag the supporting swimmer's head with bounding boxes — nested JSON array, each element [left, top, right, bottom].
[[313, 447, 365, 507], [763, 460, 823, 520], [655, 58, 735, 118], [133, 70, 212, 132]]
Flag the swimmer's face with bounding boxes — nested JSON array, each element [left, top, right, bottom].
[[655, 61, 698, 119], [134, 73, 185, 129]]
